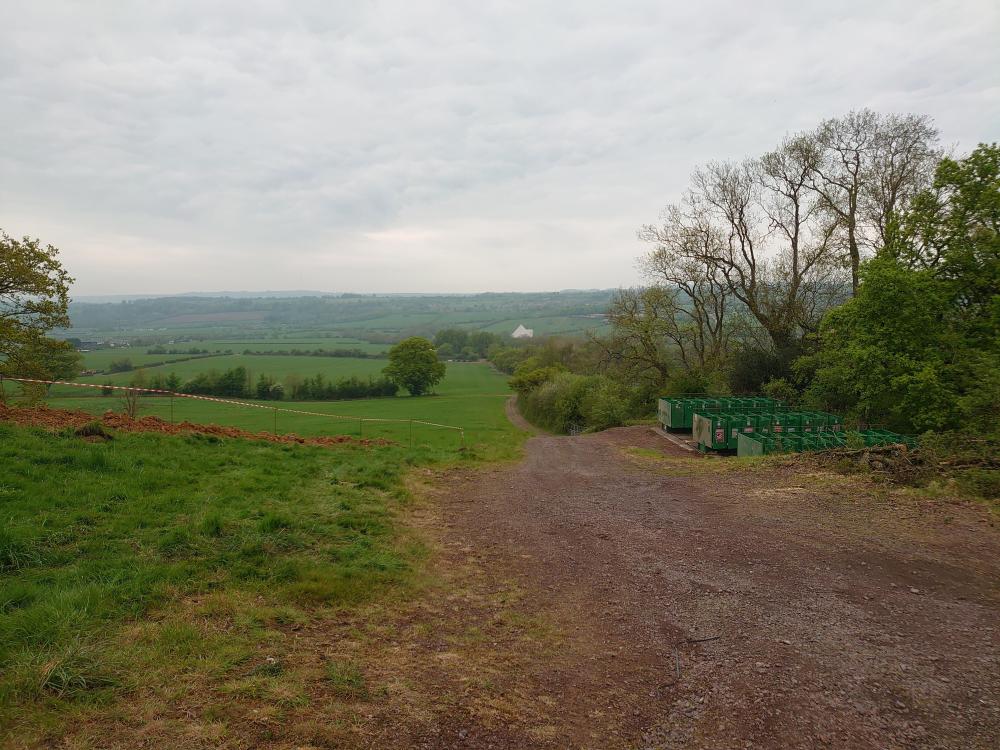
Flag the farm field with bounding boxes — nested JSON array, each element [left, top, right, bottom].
[[0, 354, 523, 745], [477, 314, 609, 336], [202, 337, 388, 354], [78, 338, 388, 372], [71, 354, 389, 387], [79, 349, 216, 371], [62, 290, 614, 343], [35, 363, 516, 454]]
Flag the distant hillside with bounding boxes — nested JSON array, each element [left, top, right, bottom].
[[63, 290, 614, 341]]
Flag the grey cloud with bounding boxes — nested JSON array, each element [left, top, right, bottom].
[[1, 0, 998, 294]]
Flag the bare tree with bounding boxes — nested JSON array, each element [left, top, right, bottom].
[[809, 110, 939, 293], [601, 230, 738, 386], [639, 247, 735, 370], [640, 135, 845, 354], [596, 287, 674, 387], [121, 388, 140, 418]]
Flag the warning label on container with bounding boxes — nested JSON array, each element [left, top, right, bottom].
[[715, 428, 725, 443]]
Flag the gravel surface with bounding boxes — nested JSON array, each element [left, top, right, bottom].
[[432, 426, 1000, 749]]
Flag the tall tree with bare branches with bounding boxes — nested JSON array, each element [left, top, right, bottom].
[[640, 135, 845, 354], [809, 109, 940, 293]]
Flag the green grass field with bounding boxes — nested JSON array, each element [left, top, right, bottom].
[[79, 349, 217, 371], [73, 354, 390, 387], [79, 338, 388, 372], [0, 426, 429, 738], [32, 363, 513, 453], [0, 360, 523, 743], [201, 337, 388, 354]]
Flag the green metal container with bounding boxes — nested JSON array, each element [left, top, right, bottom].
[[658, 396, 788, 432], [736, 426, 913, 456], [799, 412, 826, 434], [693, 411, 772, 451], [657, 398, 674, 429], [737, 433, 766, 457], [692, 412, 729, 451]]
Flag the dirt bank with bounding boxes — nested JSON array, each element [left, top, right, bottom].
[[0, 403, 389, 448]]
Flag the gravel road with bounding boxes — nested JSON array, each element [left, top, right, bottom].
[[432, 426, 1000, 749]]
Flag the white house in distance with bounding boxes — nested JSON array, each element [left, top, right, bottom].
[[511, 324, 534, 339]]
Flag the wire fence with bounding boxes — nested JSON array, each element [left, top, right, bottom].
[[0, 375, 466, 449]]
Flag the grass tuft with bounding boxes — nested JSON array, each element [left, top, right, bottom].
[[324, 659, 368, 699]]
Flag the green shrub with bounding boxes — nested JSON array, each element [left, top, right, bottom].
[[954, 469, 1000, 499], [508, 365, 564, 396], [580, 378, 630, 431], [761, 378, 799, 406]]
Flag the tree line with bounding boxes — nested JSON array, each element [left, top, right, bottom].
[[432, 328, 504, 360], [113, 367, 400, 401], [497, 111, 998, 452], [239, 347, 386, 359]]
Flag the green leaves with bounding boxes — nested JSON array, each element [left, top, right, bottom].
[[0, 230, 77, 382], [803, 145, 1000, 433], [382, 337, 446, 396]]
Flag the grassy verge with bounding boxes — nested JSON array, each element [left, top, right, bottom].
[[0, 414, 522, 743]]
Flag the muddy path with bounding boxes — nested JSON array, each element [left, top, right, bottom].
[[432, 426, 1000, 749]]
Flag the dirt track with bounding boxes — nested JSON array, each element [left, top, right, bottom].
[[432, 426, 1000, 749]]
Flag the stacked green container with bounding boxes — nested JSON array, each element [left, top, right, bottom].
[[657, 396, 785, 431], [737, 428, 915, 457]]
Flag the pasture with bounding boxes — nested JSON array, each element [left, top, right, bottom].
[[0, 425, 430, 740], [201, 337, 388, 354], [35, 362, 516, 456], [72, 354, 389, 387], [79, 337, 388, 372], [0, 357, 523, 743], [79, 349, 215, 371]]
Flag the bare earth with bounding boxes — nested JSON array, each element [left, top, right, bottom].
[[420, 426, 1000, 749]]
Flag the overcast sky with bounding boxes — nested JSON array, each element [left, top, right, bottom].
[[2, 1, 998, 296]]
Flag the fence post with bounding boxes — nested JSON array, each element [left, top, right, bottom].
[[359, 418, 363, 438], [409, 419, 413, 448], [273, 407, 278, 436], [170, 395, 174, 424]]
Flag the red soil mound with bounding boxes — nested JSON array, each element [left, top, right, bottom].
[[0, 403, 391, 448]]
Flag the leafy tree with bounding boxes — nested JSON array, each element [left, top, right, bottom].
[[489, 346, 531, 374], [800, 144, 999, 432], [383, 337, 446, 396], [0, 230, 78, 383], [508, 365, 565, 396]]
